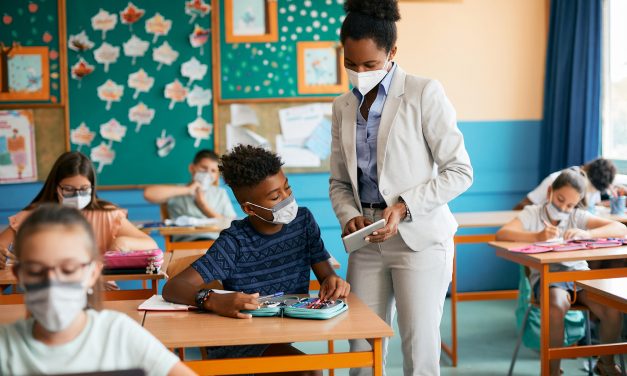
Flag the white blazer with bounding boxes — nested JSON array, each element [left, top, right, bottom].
[[329, 66, 473, 251]]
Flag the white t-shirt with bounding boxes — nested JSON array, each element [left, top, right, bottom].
[[527, 166, 601, 207], [517, 205, 592, 288], [0, 309, 179, 376]]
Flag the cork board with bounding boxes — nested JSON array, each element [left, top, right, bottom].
[[33, 107, 66, 179]]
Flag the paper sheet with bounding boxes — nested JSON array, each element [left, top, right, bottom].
[[304, 117, 331, 160], [276, 135, 321, 168], [138, 295, 194, 311], [226, 124, 270, 150], [278, 104, 329, 146], [230, 104, 259, 127]]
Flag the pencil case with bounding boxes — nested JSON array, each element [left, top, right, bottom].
[[103, 249, 164, 274], [243, 296, 348, 319]]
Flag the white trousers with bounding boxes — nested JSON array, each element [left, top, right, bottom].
[[347, 209, 454, 376]]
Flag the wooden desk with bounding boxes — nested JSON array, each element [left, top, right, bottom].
[[490, 241, 627, 376], [444, 210, 520, 366], [0, 299, 146, 325], [577, 277, 627, 313], [144, 293, 393, 375]]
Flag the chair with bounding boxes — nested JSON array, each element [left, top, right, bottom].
[[508, 266, 592, 376], [159, 204, 214, 253]]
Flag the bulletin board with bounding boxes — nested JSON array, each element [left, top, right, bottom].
[[65, 0, 215, 186], [0, 0, 62, 104]]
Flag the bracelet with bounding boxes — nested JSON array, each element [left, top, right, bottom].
[[398, 197, 412, 222], [195, 288, 214, 310]]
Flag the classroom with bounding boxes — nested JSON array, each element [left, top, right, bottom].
[[0, 0, 626, 375]]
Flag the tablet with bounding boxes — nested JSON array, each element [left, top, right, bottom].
[[342, 219, 386, 253]]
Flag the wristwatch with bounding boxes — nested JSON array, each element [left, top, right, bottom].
[[195, 288, 214, 309], [398, 197, 412, 222]]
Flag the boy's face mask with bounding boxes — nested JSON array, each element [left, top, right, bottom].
[[193, 171, 214, 191], [245, 194, 298, 225]]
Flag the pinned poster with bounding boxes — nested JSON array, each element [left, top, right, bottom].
[[93, 42, 120, 72], [120, 2, 145, 33], [278, 104, 330, 146], [230, 104, 259, 127], [189, 24, 209, 55], [68, 30, 94, 53], [304, 118, 332, 160], [0, 110, 37, 184], [186, 86, 211, 116], [128, 102, 155, 132], [70, 122, 95, 151], [99, 118, 127, 145], [90, 142, 115, 173], [185, 0, 210, 24], [128, 69, 154, 99], [181, 57, 207, 87], [123, 35, 149, 65], [145, 13, 172, 43], [187, 117, 212, 147], [156, 129, 175, 157], [226, 124, 269, 151], [152, 41, 179, 70], [97, 80, 124, 110], [70, 58, 95, 88], [164, 79, 188, 109], [91, 9, 117, 40], [276, 135, 321, 168]]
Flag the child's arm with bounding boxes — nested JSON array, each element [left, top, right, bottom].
[[563, 216, 627, 240], [495, 218, 558, 242], [143, 183, 199, 204], [0, 227, 16, 269], [312, 260, 350, 301], [162, 267, 259, 318], [193, 189, 224, 219], [110, 217, 158, 251]]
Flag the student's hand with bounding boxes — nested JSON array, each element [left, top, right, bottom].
[[205, 292, 260, 319], [366, 203, 406, 243], [536, 220, 560, 241], [0, 247, 15, 269], [319, 275, 350, 301], [563, 228, 591, 240], [342, 216, 373, 236], [187, 181, 202, 195]]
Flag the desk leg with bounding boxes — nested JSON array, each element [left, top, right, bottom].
[[540, 265, 550, 376], [373, 337, 383, 376], [151, 279, 158, 295]]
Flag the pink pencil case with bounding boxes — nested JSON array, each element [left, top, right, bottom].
[[104, 249, 164, 274]]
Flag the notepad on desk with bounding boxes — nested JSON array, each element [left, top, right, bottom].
[[138, 290, 237, 311]]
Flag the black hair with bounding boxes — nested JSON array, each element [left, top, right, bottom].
[[193, 149, 219, 164], [585, 158, 616, 192], [220, 145, 283, 190], [340, 0, 401, 52], [552, 169, 587, 208]]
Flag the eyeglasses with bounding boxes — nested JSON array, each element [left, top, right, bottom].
[[16, 260, 93, 283], [58, 185, 92, 197]]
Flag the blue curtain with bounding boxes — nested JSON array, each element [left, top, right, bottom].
[[540, 0, 602, 177]]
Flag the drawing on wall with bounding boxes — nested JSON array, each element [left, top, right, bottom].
[[0, 45, 50, 101], [297, 41, 347, 94], [225, 0, 278, 43], [0, 110, 37, 183]]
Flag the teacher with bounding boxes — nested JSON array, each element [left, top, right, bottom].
[[329, 1, 473, 375]]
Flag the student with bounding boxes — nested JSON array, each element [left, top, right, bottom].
[[514, 158, 617, 210], [0, 151, 157, 269], [0, 204, 193, 376], [496, 169, 625, 376], [143, 149, 237, 240], [163, 145, 349, 372]]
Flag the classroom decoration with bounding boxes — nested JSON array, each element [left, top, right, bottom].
[[0, 46, 50, 101], [70, 57, 95, 88], [297, 41, 347, 94], [128, 102, 155, 132], [70, 122, 95, 151], [145, 13, 172, 43], [90, 141, 115, 173], [164, 79, 187, 109], [189, 24, 209, 55], [93, 42, 119, 72], [156, 129, 175, 157], [123, 35, 149, 65], [119, 2, 145, 33], [91, 9, 117, 40], [180, 56, 207, 87], [224, 0, 278, 44], [127, 68, 154, 99], [97, 79, 124, 110], [186, 85, 211, 116], [185, 0, 210, 24], [68, 30, 94, 53], [152, 41, 178, 70], [99, 118, 127, 144], [0, 110, 37, 183], [187, 117, 212, 147]]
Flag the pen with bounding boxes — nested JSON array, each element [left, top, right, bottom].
[[258, 292, 284, 300]]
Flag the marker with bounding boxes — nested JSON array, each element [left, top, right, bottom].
[[258, 292, 284, 300]]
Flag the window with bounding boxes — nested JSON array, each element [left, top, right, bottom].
[[602, 0, 627, 172]]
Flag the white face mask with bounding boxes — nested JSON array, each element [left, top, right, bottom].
[[194, 171, 214, 191], [546, 201, 570, 222], [246, 194, 299, 225], [61, 194, 91, 210], [346, 57, 391, 96]]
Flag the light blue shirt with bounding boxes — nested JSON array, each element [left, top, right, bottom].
[[353, 63, 398, 203]]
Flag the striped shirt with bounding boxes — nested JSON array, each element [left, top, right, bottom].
[[192, 207, 330, 295]]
